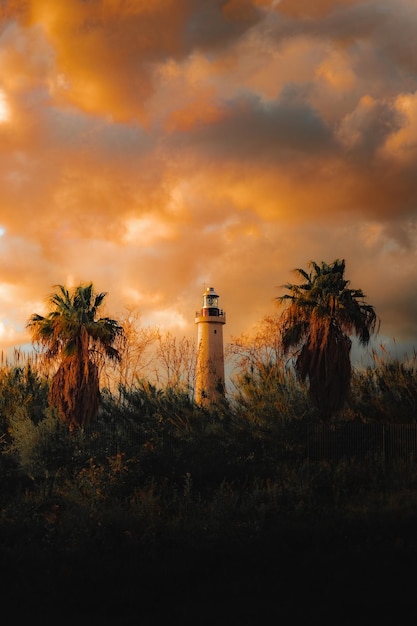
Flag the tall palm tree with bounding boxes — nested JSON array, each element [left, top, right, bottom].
[[27, 283, 124, 430], [277, 259, 379, 420]]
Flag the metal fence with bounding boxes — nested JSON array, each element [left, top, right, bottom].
[[307, 423, 417, 465]]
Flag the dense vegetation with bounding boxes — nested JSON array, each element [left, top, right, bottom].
[[1, 352, 417, 622], [0, 265, 412, 621]]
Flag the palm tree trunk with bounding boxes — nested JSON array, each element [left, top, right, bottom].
[[49, 356, 100, 429]]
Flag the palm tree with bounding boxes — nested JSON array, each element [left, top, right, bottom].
[[276, 259, 379, 420], [27, 283, 124, 430]]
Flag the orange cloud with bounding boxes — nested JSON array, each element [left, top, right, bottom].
[[1, 0, 417, 367], [25, 0, 187, 123], [381, 92, 417, 163], [165, 95, 227, 132]]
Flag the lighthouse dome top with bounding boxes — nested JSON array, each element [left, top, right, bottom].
[[203, 286, 219, 298]]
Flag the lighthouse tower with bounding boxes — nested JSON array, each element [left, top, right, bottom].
[[195, 286, 226, 405]]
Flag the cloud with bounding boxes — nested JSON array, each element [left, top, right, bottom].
[[0, 0, 417, 367], [275, 0, 363, 19]]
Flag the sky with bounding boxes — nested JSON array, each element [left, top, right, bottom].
[[1, 0, 417, 367]]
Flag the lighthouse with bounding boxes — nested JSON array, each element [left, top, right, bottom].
[[195, 286, 226, 405]]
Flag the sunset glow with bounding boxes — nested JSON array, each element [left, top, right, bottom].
[[0, 90, 9, 122], [0, 0, 416, 364]]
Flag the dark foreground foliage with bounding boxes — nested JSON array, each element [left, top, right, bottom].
[[3, 497, 417, 624], [1, 366, 417, 623]]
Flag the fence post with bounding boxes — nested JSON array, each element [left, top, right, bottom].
[[382, 423, 386, 469]]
